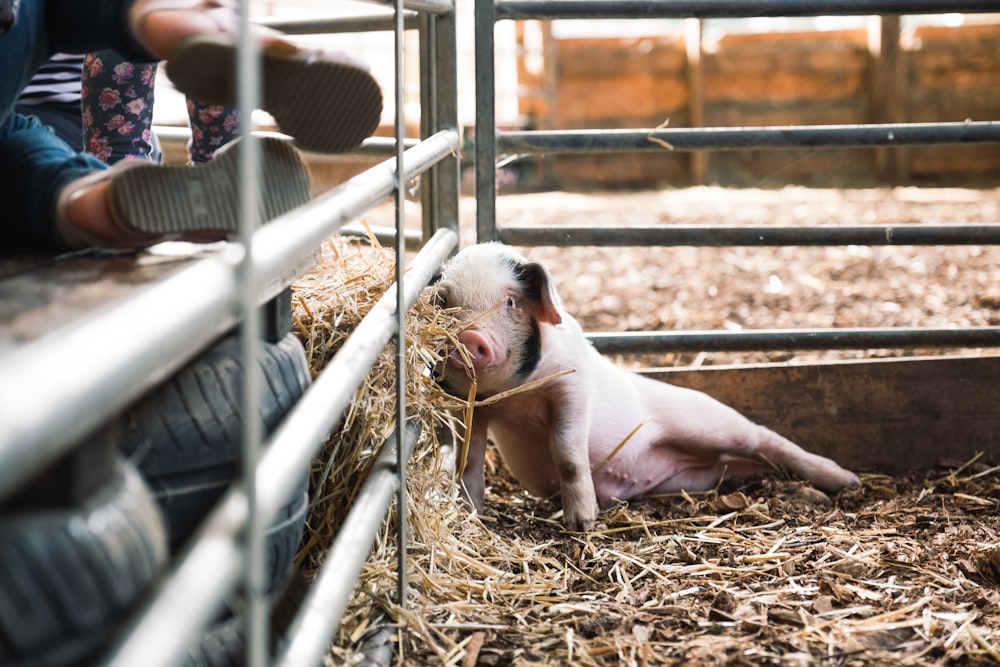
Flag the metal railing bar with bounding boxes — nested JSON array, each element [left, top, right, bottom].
[[277, 423, 421, 667], [495, 0, 1000, 20], [392, 0, 410, 614], [497, 223, 1000, 247], [475, 0, 499, 242], [260, 12, 419, 34], [353, 135, 423, 155], [418, 5, 461, 241], [361, 0, 454, 16], [103, 491, 248, 667], [587, 327, 1000, 354], [234, 10, 269, 665], [498, 122, 1000, 155], [103, 228, 457, 667], [341, 223, 424, 249], [0, 258, 237, 503], [154, 129, 420, 157], [251, 130, 460, 291]]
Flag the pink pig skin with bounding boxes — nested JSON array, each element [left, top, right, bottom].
[[435, 243, 860, 532]]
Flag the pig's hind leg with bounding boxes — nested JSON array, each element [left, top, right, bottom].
[[727, 424, 860, 493], [649, 385, 860, 493]]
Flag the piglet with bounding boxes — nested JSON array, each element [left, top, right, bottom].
[[434, 242, 860, 531]]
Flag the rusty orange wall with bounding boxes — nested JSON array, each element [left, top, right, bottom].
[[552, 35, 691, 189], [906, 24, 1000, 183], [703, 30, 876, 187], [541, 24, 1000, 189]]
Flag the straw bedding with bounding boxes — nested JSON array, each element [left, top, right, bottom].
[[291, 188, 1000, 666]]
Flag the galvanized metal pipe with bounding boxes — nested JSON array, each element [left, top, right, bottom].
[[475, 0, 499, 242], [235, 6, 269, 666], [495, 0, 1000, 20], [0, 257, 237, 502], [497, 224, 1000, 247], [365, 0, 454, 16], [161, 129, 421, 156], [498, 123, 1000, 154], [261, 13, 419, 34], [588, 327, 1000, 355], [251, 129, 460, 293], [392, 0, 410, 613], [418, 4, 461, 240], [276, 424, 420, 667]]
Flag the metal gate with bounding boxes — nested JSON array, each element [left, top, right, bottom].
[[475, 0, 1000, 357], [2, 1, 999, 665], [0, 1, 460, 666]]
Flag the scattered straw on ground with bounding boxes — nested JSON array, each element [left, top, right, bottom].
[[292, 188, 1000, 666], [333, 453, 1000, 666]]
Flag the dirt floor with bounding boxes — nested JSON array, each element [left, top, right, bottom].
[[319, 185, 1000, 666]]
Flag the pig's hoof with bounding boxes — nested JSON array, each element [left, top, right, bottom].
[[816, 469, 861, 493], [564, 519, 595, 532], [835, 470, 862, 490], [563, 510, 597, 532]]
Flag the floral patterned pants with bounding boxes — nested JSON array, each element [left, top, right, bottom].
[[82, 49, 240, 164]]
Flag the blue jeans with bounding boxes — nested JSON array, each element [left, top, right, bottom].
[[0, 0, 154, 250]]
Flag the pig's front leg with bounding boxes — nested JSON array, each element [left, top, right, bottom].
[[459, 413, 490, 512], [550, 406, 599, 532]]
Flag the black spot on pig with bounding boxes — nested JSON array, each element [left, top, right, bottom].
[[513, 318, 542, 381]]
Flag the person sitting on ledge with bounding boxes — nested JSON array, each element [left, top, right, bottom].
[[1, 0, 383, 251]]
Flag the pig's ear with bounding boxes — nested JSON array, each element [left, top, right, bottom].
[[520, 262, 563, 325]]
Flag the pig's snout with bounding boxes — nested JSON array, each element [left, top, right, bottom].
[[452, 329, 494, 370]]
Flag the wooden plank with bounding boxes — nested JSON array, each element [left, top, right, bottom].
[[641, 355, 1000, 473], [0, 250, 203, 357], [872, 15, 908, 184], [685, 18, 707, 186]]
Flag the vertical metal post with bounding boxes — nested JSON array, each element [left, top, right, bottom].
[[420, 4, 461, 242], [419, 15, 438, 239], [475, 0, 498, 243], [394, 0, 409, 611], [236, 3, 267, 666]]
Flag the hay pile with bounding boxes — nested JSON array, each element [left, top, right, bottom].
[[290, 233, 464, 572]]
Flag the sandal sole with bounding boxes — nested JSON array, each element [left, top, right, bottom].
[[166, 35, 383, 154], [107, 136, 311, 238]]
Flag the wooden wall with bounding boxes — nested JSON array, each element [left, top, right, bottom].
[[907, 24, 1000, 184], [530, 22, 1000, 190]]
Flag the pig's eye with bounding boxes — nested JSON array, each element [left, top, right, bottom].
[[505, 296, 518, 309]]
